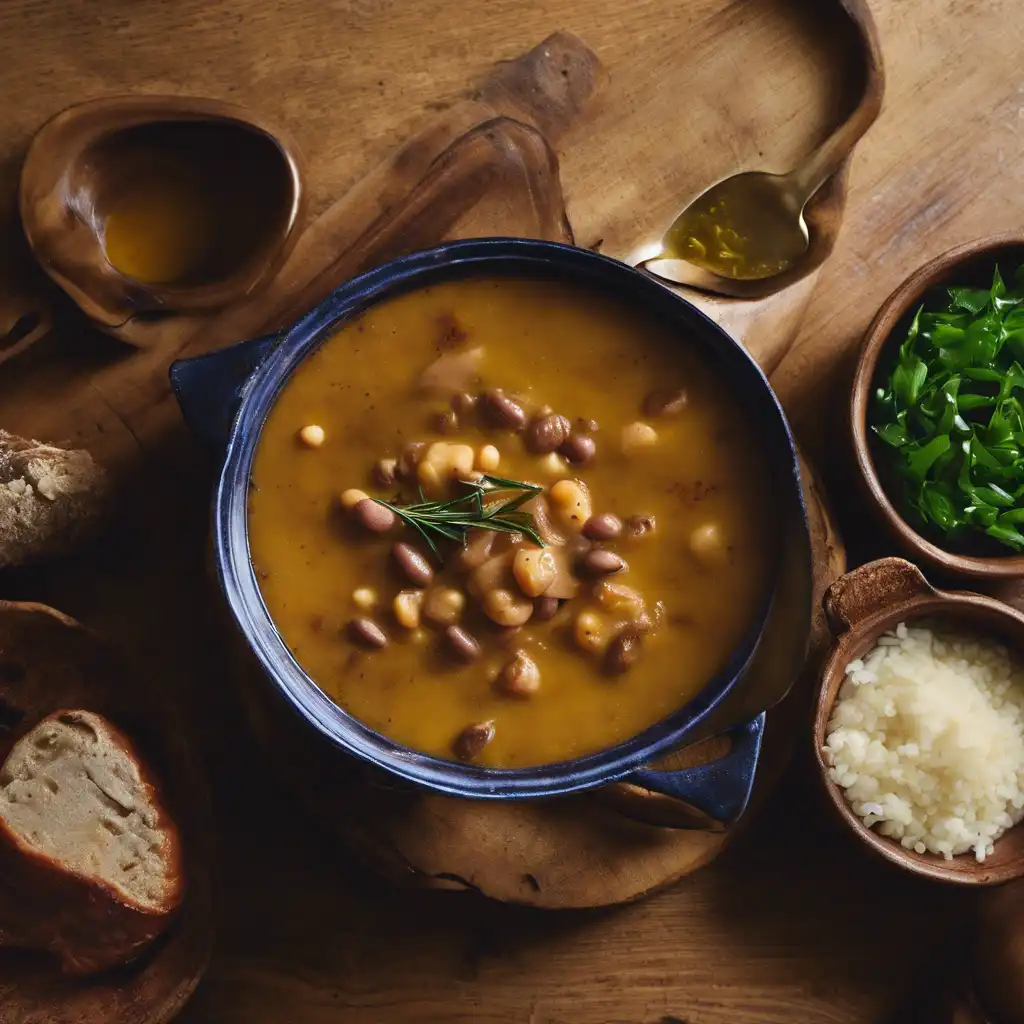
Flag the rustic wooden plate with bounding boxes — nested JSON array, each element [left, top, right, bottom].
[[0, 601, 214, 1024]]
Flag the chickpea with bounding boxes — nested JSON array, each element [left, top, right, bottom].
[[483, 588, 534, 627], [620, 421, 659, 452], [512, 547, 557, 597], [690, 522, 729, 567], [352, 587, 378, 610], [423, 587, 466, 626], [450, 444, 477, 479], [393, 590, 425, 629], [573, 608, 607, 653], [538, 452, 568, 476], [549, 478, 593, 532], [418, 441, 475, 488], [497, 651, 541, 698], [340, 488, 369, 510], [476, 444, 501, 473], [298, 424, 325, 448], [467, 551, 514, 599], [594, 580, 646, 619]]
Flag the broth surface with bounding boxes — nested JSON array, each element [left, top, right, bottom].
[[248, 276, 774, 768]]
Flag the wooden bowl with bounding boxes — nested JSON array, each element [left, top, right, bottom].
[[851, 233, 1024, 580], [19, 95, 305, 343], [813, 556, 1024, 885]]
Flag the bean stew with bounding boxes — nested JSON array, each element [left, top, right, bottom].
[[248, 275, 775, 768]]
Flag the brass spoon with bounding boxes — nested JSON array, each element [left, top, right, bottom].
[[641, 0, 883, 297]]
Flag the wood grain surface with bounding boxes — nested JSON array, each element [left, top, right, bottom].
[[0, 0, 1020, 1021]]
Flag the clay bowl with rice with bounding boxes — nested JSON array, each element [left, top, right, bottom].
[[852, 234, 1024, 581], [813, 557, 1024, 885]]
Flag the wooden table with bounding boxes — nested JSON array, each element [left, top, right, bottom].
[[1, 1, 1021, 1021]]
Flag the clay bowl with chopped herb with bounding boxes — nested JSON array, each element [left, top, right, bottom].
[[170, 238, 813, 827], [852, 234, 1024, 579]]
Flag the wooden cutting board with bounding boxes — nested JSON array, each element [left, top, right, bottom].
[[0, 0, 1019, 1022]]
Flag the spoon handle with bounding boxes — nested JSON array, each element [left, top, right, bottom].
[[789, 0, 885, 200]]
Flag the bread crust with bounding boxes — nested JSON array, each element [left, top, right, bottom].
[[0, 429, 111, 569], [0, 710, 185, 974]]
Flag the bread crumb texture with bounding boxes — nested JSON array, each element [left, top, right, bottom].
[[0, 710, 181, 912], [0, 429, 111, 568]]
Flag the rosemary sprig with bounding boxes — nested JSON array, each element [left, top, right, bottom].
[[375, 475, 545, 559]]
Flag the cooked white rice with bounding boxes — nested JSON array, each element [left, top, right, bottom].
[[823, 621, 1024, 861]]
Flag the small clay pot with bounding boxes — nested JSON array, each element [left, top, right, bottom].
[[851, 234, 1024, 580], [813, 556, 1024, 885], [19, 95, 305, 343]]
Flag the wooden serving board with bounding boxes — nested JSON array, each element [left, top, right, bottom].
[[0, 0, 1017, 1021]]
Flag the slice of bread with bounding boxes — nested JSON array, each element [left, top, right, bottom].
[[0, 710, 185, 974]]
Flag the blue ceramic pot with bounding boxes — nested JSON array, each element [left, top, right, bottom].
[[171, 239, 812, 827]]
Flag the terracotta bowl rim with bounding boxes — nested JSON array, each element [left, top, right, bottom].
[[814, 564, 1024, 885], [850, 231, 1024, 580]]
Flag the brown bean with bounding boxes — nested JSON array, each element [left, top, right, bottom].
[[452, 720, 494, 761], [397, 441, 426, 478], [525, 413, 571, 453], [482, 588, 534, 627], [643, 388, 688, 418], [533, 596, 560, 621], [481, 389, 526, 430], [348, 617, 388, 649], [433, 408, 460, 434], [582, 513, 623, 541], [392, 542, 434, 587], [444, 625, 481, 663], [372, 458, 397, 487], [354, 498, 397, 533], [497, 651, 541, 698], [559, 433, 596, 465], [575, 417, 600, 434], [605, 630, 642, 674], [582, 549, 627, 576], [624, 514, 657, 539], [451, 391, 478, 416]]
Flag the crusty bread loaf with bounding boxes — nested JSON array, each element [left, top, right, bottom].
[[0, 429, 110, 569], [0, 709, 185, 973]]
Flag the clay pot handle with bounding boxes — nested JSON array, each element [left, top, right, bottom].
[[823, 557, 935, 635]]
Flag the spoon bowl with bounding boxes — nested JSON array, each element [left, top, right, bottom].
[[641, 0, 883, 297], [646, 171, 810, 285]]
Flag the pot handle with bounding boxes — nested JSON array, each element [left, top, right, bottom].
[[625, 713, 765, 826], [169, 333, 279, 451]]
